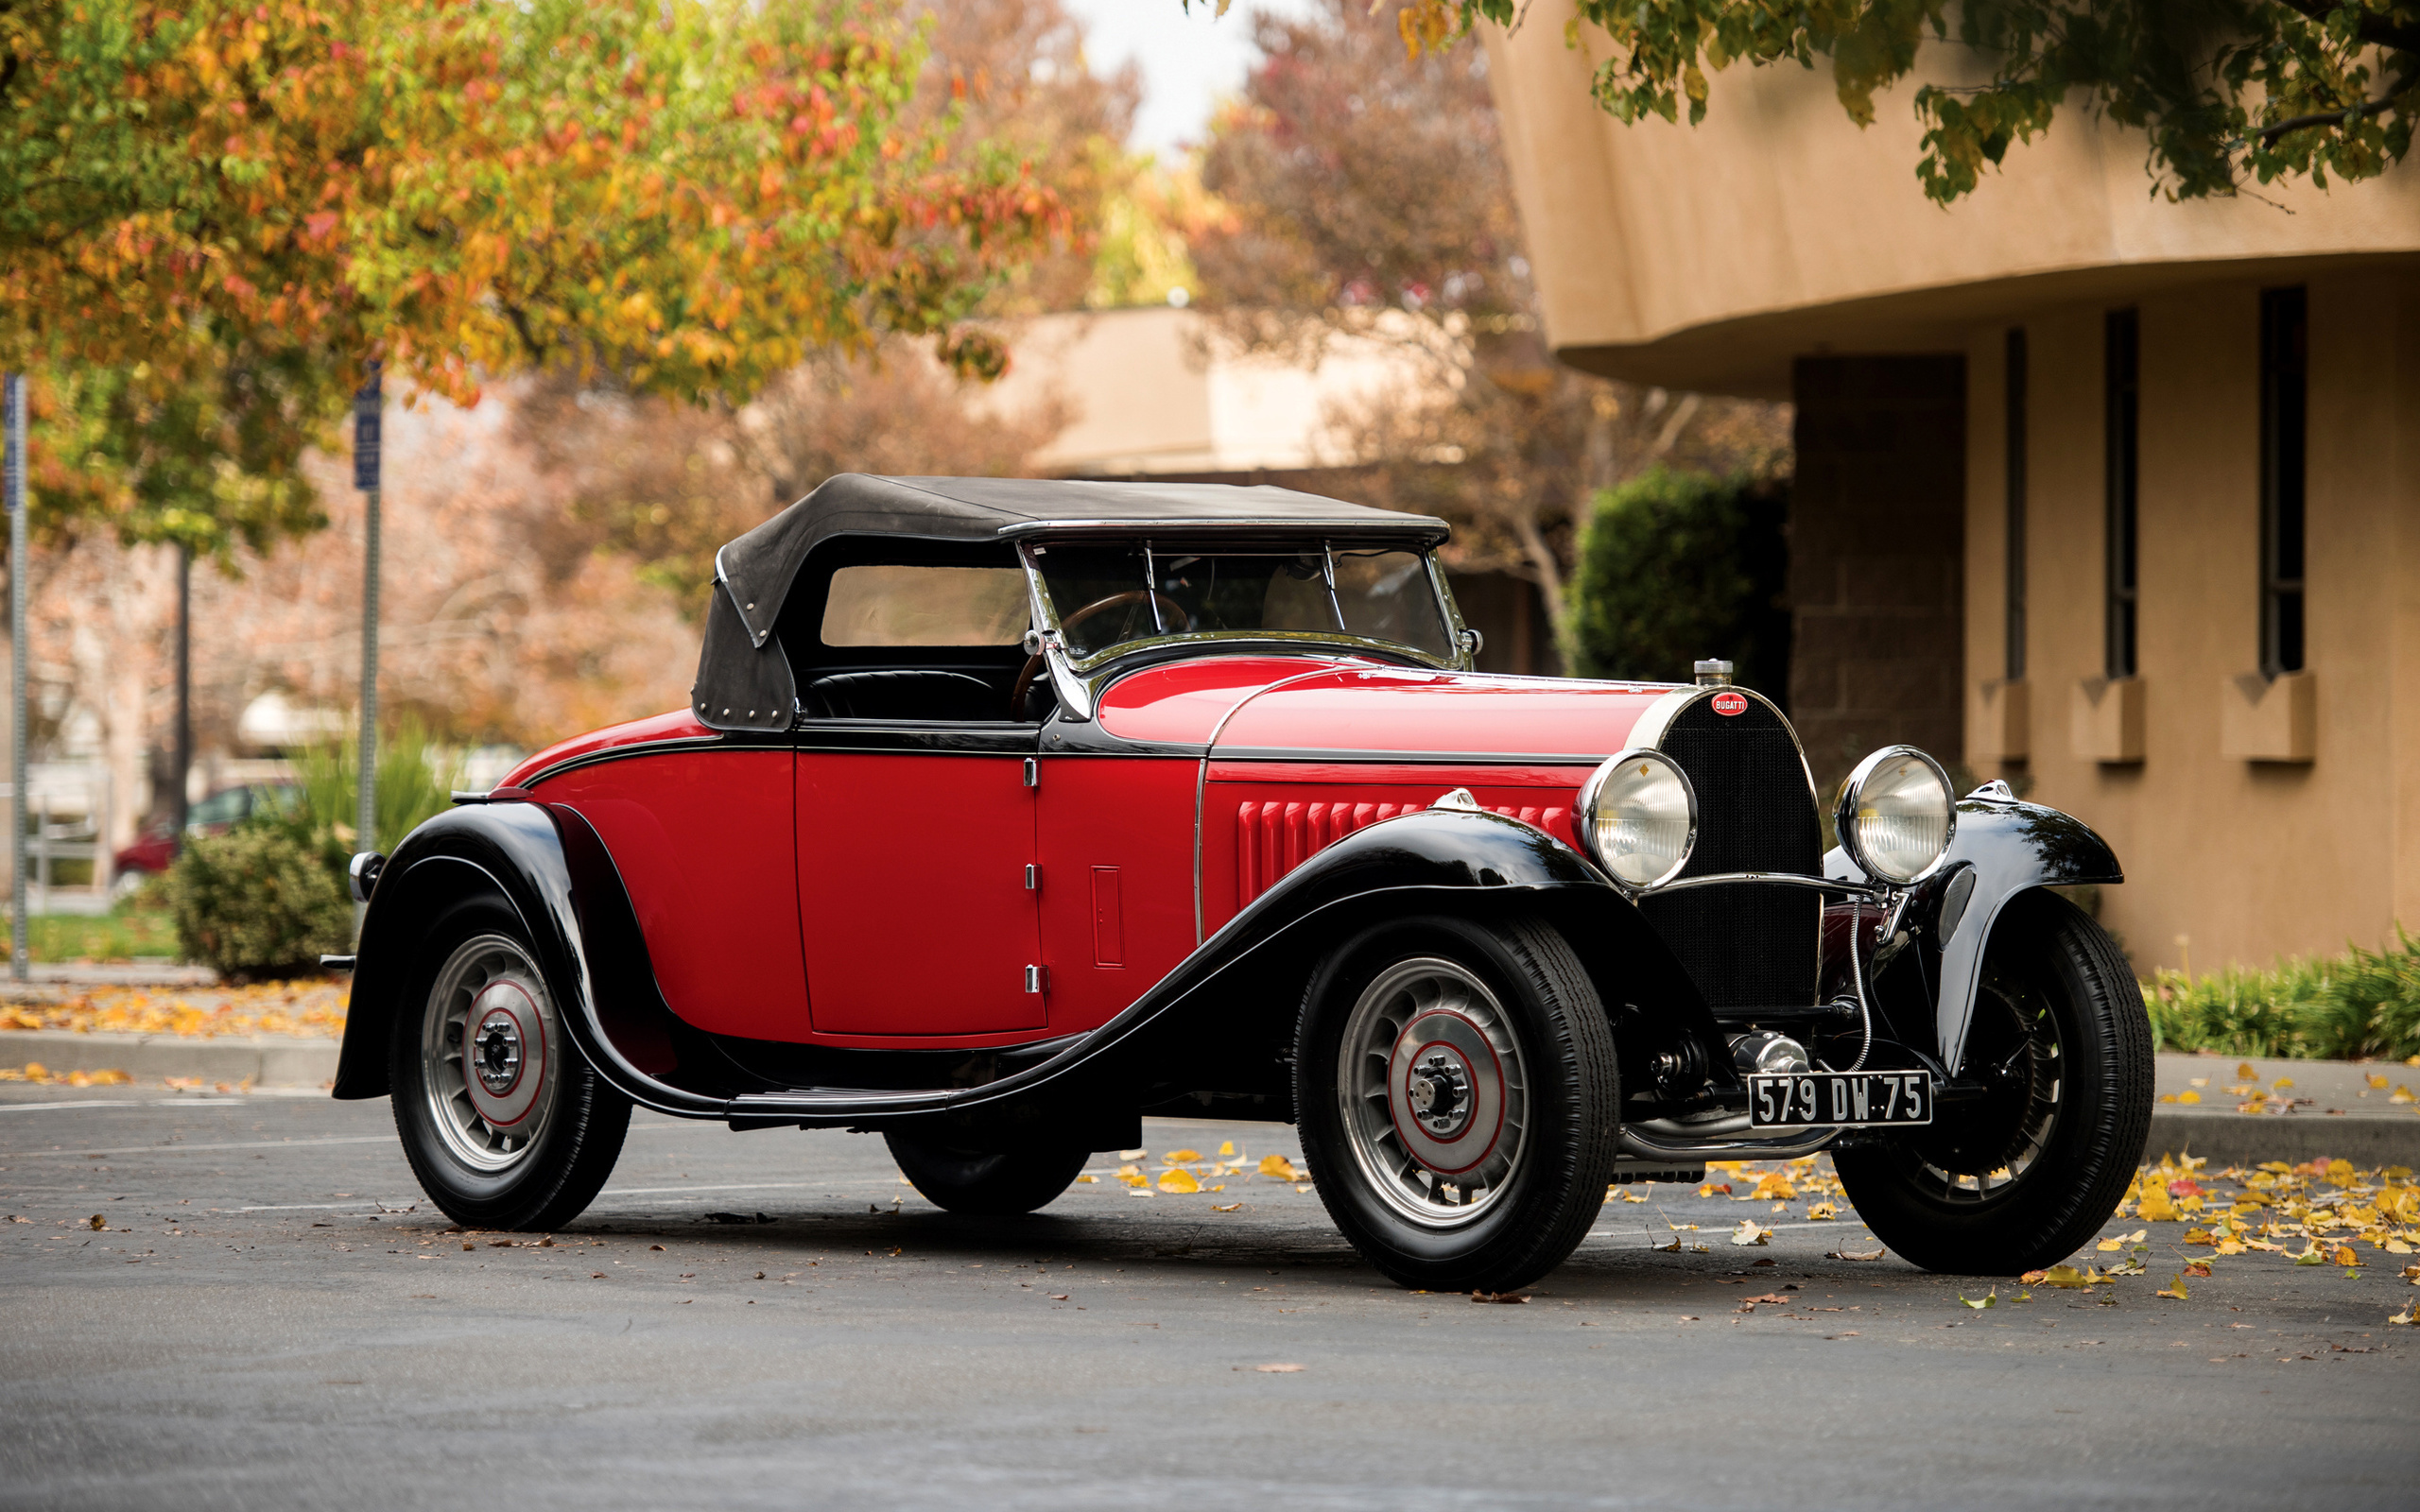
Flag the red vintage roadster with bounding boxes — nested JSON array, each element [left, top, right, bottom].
[[334, 475, 2150, 1291]]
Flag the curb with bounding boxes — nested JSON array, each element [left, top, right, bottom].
[[2146, 1108, 2420, 1169], [1, 1029, 338, 1088]]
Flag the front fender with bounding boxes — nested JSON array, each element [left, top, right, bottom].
[[1826, 798, 2123, 1076]]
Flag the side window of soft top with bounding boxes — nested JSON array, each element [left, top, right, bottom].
[[778, 538, 1039, 724]]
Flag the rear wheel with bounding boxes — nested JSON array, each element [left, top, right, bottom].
[[1834, 890, 2151, 1274], [1295, 915, 1620, 1293], [390, 902, 631, 1230], [885, 1130, 1091, 1215]]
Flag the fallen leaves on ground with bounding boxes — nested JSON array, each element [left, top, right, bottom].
[[2157, 1275, 2190, 1300], [1470, 1290, 1529, 1304], [0, 980, 346, 1039], [1729, 1220, 1771, 1246], [1958, 1289, 1996, 1310], [1256, 1154, 1298, 1180], [1253, 1363, 1305, 1372], [0, 1063, 130, 1085], [1156, 1168, 1201, 1194]]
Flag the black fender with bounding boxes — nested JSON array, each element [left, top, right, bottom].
[[338, 801, 1724, 1130], [1825, 796, 2123, 1077], [333, 800, 724, 1117]]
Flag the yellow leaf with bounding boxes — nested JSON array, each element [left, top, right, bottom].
[[2182, 1228, 2214, 1246], [2273, 1077, 2295, 1091], [2156, 1275, 2188, 1300], [2040, 1265, 2095, 1289], [2175, 1091, 2202, 1105], [1074, 1175, 1098, 1184], [1212, 1202, 1242, 1212], [2370, 1074, 2392, 1090], [2136, 1189, 2179, 1222], [1165, 1149, 1201, 1163], [87, 1214, 106, 1231], [1117, 1148, 1147, 1160], [1158, 1168, 1201, 1194], [1258, 1154, 1298, 1180], [2237, 1061, 2256, 1078], [2097, 1238, 2124, 1252], [2388, 1240, 2411, 1255], [1218, 1142, 1235, 1157], [2333, 1246, 2360, 1267], [1806, 1201, 1839, 1221], [1752, 1174, 1797, 1200], [2328, 1160, 2357, 1183], [1115, 1165, 1147, 1188], [1729, 1220, 1771, 1246], [1959, 1289, 1996, 1309]]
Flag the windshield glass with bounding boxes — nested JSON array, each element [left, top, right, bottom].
[[1031, 542, 1452, 662]]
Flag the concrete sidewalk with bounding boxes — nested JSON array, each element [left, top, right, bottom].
[[1, 1027, 337, 1089]]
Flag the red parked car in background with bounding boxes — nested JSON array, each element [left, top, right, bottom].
[[331, 474, 2148, 1293], [112, 782, 298, 889]]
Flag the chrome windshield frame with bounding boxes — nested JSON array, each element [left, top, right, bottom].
[[1014, 538, 1468, 677]]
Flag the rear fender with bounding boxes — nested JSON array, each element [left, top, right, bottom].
[[335, 802, 718, 1115], [1825, 798, 2123, 1076]]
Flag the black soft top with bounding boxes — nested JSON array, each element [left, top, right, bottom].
[[690, 473, 1450, 732]]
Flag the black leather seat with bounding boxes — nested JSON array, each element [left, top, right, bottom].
[[800, 670, 999, 721]]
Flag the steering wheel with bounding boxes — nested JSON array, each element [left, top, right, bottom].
[[1011, 589, 1189, 718]]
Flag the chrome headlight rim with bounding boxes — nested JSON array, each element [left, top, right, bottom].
[[1834, 745, 1958, 886], [1576, 746, 1700, 894]]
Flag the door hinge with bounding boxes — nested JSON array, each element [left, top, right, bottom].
[[1022, 757, 1038, 787], [1024, 964, 1047, 994], [1024, 864, 1039, 890]]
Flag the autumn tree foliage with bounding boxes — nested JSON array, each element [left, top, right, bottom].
[[0, 0, 1070, 555], [1193, 0, 1788, 667], [517, 0, 1123, 621], [1411, 0, 2417, 203]]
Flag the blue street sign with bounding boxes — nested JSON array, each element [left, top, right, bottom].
[[353, 363, 382, 493]]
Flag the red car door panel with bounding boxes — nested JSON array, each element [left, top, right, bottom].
[[1033, 757, 1197, 1035], [796, 752, 1044, 1037], [544, 749, 811, 1041]]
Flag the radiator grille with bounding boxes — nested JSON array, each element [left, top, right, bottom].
[[1235, 799, 1572, 908], [1637, 694, 1822, 1010]]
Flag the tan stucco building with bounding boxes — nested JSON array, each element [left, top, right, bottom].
[[1481, 8, 2420, 972]]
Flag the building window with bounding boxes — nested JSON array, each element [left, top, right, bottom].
[[2004, 328, 2027, 681], [2103, 309, 2139, 679], [2259, 286, 2307, 677]]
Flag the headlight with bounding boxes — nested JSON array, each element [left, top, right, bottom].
[[1835, 747, 1956, 885], [1577, 748, 1698, 891]]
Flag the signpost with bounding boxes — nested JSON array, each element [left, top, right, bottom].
[[4, 374, 25, 981], [354, 365, 380, 868]]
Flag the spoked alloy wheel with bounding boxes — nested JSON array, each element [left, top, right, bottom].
[[1297, 915, 1619, 1294], [1834, 890, 2151, 1275], [1337, 958, 1530, 1228], [390, 902, 631, 1231]]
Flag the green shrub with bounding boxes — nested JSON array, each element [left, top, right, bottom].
[[166, 825, 354, 982], [1567, 465, 1790, 703], [285, 716, 459, 863], [2144, 928, 2420, 1062]]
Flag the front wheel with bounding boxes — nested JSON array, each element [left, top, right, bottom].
[[885, 1129, 1091, 1215], [1295, 914, 1620, 1293], [1834, 890, 2152, 1274], [390, 902, 631, 1230]]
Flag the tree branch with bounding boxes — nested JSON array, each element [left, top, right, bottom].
[[2265, 0, 2420, 57], [2256, 65, 2420, 142]]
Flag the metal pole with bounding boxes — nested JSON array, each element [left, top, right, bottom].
[[6, 373, 26, 981], [354, 367, 380, 856], [172, 543, 190, 834]]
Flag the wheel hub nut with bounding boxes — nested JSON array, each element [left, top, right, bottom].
[[1407, 1050, 1472, 1137], [473, 1013, 524, 1095]]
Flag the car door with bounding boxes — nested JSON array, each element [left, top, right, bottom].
[[795, 748, 1043, 1037], [788, 545, 1046, 1039]]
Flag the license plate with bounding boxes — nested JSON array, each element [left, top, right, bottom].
[[1748, 1071, 1933, 1128]]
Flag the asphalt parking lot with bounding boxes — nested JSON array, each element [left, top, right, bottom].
[[3, 1085, 2413, 1511]]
